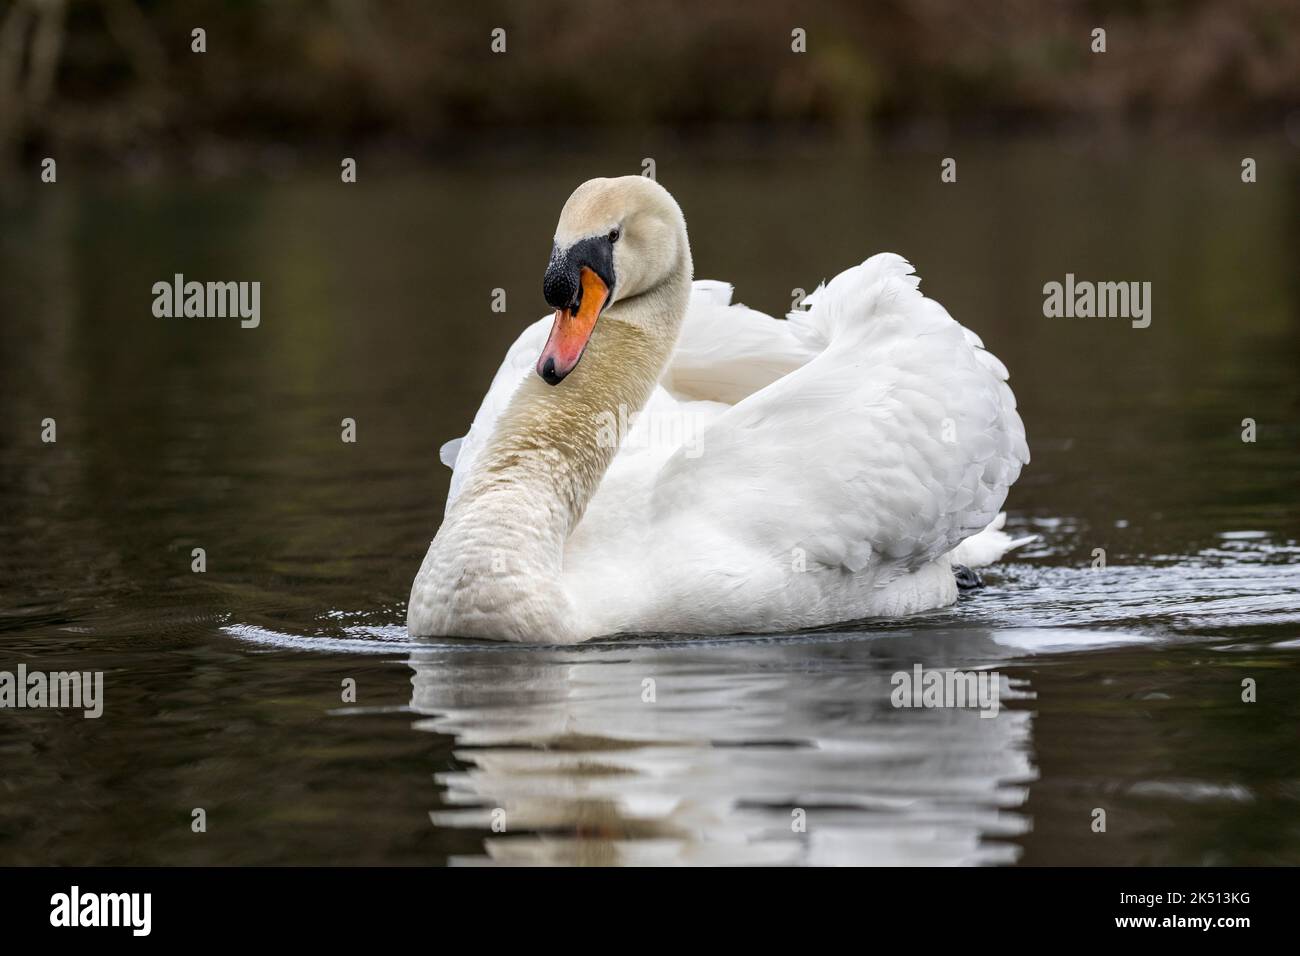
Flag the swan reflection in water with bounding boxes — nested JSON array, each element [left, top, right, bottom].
[[406, 629, 1039, 865]]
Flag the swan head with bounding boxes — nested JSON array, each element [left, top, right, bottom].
[[538, 176, 690, 385]]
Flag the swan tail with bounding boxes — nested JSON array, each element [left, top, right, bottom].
[[948, 513, 1036, 569]]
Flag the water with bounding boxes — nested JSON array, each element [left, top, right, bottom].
[[1, 139, 1297, 865]]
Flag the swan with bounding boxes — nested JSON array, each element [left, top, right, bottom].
[[408, 176, 1030, 643]]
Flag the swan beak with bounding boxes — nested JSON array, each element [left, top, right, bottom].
[[537, 267, 609, 385]]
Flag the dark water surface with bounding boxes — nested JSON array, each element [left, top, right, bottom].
[[1, 140, 1297, 864]]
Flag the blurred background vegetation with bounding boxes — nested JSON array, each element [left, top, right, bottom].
[[1, 0, 1297, 174]]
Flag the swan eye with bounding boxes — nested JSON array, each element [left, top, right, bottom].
[[608, 228, 620, 243]]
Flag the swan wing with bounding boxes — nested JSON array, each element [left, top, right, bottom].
[[649, 253, 1029, 576], [663, 281, 814, 404], [444, 281, 806, 511], [442, 316, 551, 511]]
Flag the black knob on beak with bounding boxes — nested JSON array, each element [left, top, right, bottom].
[[543, 250, 578, 310]]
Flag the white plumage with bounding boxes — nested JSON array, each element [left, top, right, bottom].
[[428, 255, 1029, 640], [409, 178, 1030, 642]]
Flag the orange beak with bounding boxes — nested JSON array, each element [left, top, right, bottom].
[[537, 267, 609, 385]]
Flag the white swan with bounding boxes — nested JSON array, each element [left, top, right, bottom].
[[408, 176, 1030, 643]]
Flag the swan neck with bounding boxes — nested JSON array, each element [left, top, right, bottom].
[[453, 279, 688, 567]]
